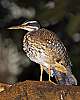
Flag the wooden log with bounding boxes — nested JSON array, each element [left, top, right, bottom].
[[0, 80, 80, 100], [0, 83, 12, 92]]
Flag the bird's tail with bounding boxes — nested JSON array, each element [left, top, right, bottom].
[[51, 69, 77, 85]]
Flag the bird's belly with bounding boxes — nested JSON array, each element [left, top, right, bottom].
[[26, 45, 53, 68]]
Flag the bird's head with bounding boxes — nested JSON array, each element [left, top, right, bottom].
[[8, 21, 40, 31]]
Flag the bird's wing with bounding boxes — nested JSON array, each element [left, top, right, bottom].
[[46, 37, 72, 73], [54, 61, 67, 74]]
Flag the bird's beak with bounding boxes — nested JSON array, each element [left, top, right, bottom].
[[8, 24, 23, 30], [8, 23, 36, 31]]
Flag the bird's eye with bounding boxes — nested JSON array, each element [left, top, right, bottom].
[[28, 23, 34, 26], [28, 23, 39, 27]]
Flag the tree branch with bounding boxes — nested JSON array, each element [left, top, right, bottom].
[[0, 80, 80, 100]]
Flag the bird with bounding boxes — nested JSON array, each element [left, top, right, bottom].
[[8, 20, 77, 85]]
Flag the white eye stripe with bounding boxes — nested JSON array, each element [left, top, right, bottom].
[[27, 21, 37, 24], [23, 21, 37, 25]]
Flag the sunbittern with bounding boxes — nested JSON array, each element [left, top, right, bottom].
[[8, 20, 77, 85]]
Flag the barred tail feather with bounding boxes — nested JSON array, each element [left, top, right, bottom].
[[44, 66, 77, 85], [51, 70, 77, 85]]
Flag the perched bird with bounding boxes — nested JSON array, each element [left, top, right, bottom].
[[8, 20, 77, 85]]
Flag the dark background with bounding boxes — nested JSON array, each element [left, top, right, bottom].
[[0, 0, 80, 85]]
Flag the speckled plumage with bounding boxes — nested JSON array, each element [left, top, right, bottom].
[[23, 28, 77, 85]]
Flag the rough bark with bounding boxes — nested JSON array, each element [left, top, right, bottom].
[[0, 80, 80, 100]]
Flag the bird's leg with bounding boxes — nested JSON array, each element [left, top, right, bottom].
[[48, 65, 51, 82], [48, 66, 56, 85], [40, 65, 44, 81]]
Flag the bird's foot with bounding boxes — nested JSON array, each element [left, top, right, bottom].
[[49, 79, 56, 85]]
